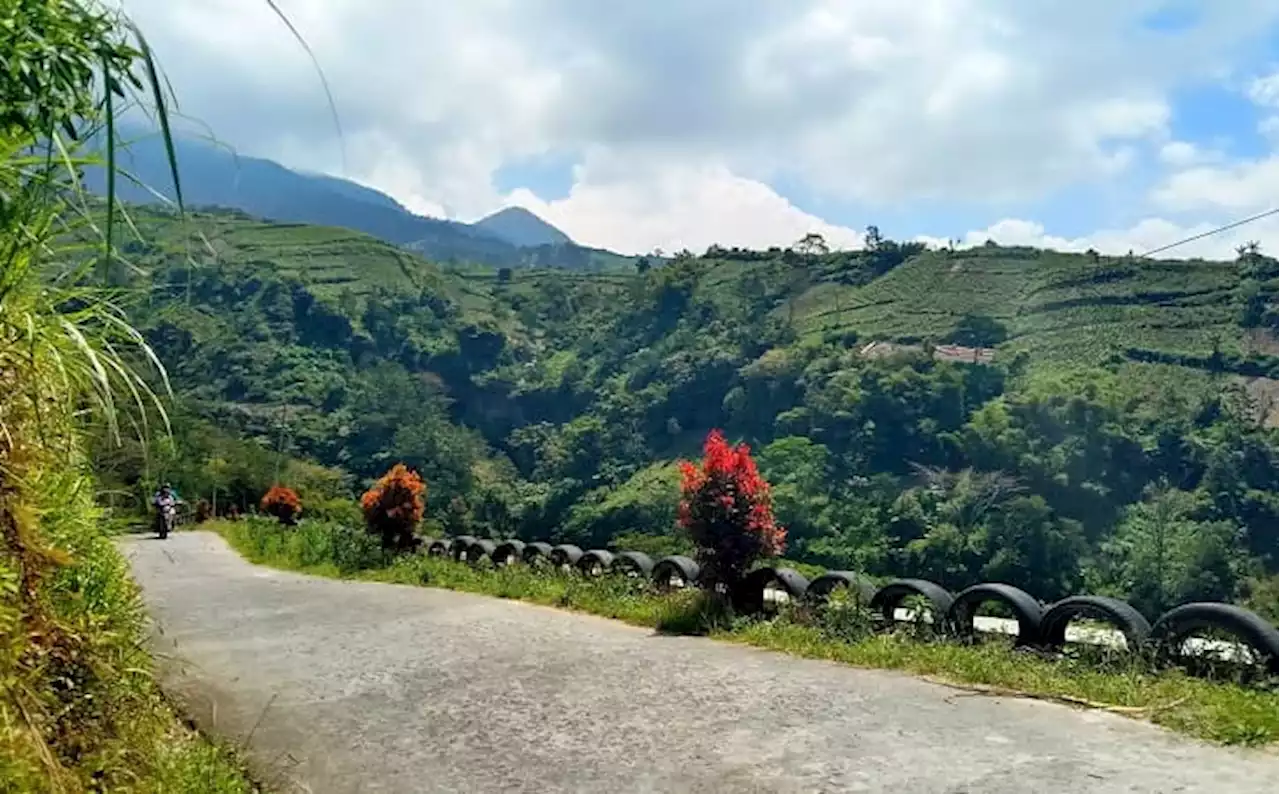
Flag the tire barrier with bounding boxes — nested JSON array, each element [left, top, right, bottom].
[[1150, 602, 1280, 675], [422, 534, 1280, 680], [1040, 595, 1151, 651], [447, 535, 477, 561], [733, 567, 810, 613], [491, 540, 526, 567], [576, 549, 615, 577], [946, 583, 1044, 646], [521, 541, 553, 566], [652, 555, 700, 590], [425, 538, 449, 557], [807, 571, 876, 605], [549, 544, 584, 570], [869, 579, 955, 628], [610, 551, 655, 578], [464, 539, 497, 565]]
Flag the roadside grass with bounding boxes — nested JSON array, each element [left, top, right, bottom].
[[214, 518, 1279, 748], [0, 468, 255, 793]]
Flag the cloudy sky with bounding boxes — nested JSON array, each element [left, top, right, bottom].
[[120, 0, 1278, 257]]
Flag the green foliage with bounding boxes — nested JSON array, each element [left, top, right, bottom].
[[891, 468, 1087, 599], [608, 530, 693, 558], [91, 204, 1279, 612], [947, 313, 1009, 347], [1091, 488, 1246, 618], [0, 3, 255, 790], [562, 462, 681, 547], [0, 0, 138, 138], [226, 516, 388, 575]]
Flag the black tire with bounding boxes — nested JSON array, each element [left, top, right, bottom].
[[652, 555, 700, 590], [807, 571, 876, 604], [465, 539, 497, 564], [1150, 602, 1280, 674], [522, 542, 553, 565], [426, 539, 449, 557], [946, 583, 1044, 646], [492, 540, 526, 566], [1041, 595, 1151, 651], [576, 550, 615, 577], [549, 544, 584, 569], [869, 579, 955, 628], [610, 551, 655, 578], [733, 567, 811, 614], [448, 535, 477, 561]]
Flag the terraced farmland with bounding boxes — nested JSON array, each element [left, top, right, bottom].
[[793, 247, 1248, 361]]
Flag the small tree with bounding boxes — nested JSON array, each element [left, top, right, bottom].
[[678, 429, 785, 589], [361, 464, 426, 551], [260, 485, 302, 526]]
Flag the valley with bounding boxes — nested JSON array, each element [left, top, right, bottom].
[[92, 204, 1280, 627]]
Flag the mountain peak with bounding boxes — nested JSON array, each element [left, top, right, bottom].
[[475, 206, 572, 247]]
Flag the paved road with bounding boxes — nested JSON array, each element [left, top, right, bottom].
[[123, 532, 1277, 794]]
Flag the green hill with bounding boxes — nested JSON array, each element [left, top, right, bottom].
[[790, 245, 1251, 364], [91, 210, 1278, 616]]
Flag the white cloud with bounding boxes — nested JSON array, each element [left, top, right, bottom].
[[1158, 141, 1216, 167], [938, 214, 1278, 259], [1259, 117, 1280, 146], [115, 0, 1278, 254], [1150, 156, 1279, 213], [1248, 71, 1279, 107], [505, 153, 865, 255]]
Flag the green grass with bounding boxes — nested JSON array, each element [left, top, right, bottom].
[[0, 470, 255, 793], [214, 517, 1279, 748]]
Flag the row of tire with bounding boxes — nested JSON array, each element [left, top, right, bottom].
[[424, 535, 1280, 675]]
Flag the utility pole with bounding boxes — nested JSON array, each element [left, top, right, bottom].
[[273, 402, 290, 485]]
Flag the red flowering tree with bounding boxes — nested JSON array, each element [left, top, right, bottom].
[[678, 429, 785, 589], [361, 464, 426, 551], [260, 485, 302, 526]]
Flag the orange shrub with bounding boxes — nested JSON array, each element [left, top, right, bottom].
[[360, 464, 426, 550], [260, 485, 302, 526]]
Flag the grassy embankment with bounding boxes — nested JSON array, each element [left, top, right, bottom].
[[0, 2, 259, 788], [214, 517, 1277, 748], [0, 458, 256, 793]]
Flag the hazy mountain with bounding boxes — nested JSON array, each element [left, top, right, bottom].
[[475, 206, 573, 247], [83, 133, 620, 269]]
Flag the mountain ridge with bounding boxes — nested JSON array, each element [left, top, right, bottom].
[[84, 132, 626, 271]]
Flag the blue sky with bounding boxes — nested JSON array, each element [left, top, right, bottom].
[[127, 0, 1279, 257]]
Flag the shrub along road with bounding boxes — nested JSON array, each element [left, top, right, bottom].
[[124, 532, 1276, 794]]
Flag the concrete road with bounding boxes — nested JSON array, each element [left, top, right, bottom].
[[123, 532, 1277, 794]]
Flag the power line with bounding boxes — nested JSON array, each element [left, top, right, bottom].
[[1137, 208, 1278, 258]]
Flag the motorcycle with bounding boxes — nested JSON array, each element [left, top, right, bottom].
[[156, 500, 177, 539]]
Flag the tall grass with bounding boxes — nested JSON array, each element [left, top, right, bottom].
[[0, 1, 262, 790]]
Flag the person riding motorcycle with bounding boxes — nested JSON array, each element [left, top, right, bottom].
[[153, 483, 180, 538]]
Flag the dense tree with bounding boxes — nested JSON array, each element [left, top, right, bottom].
[[1092, 488, 1245, 617], [96, 220, 1279, 614]]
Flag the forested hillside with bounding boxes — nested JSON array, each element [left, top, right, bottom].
[[93, 207, 1280, 621]]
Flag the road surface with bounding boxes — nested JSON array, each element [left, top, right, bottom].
[[123, 532, 1277, 794]]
